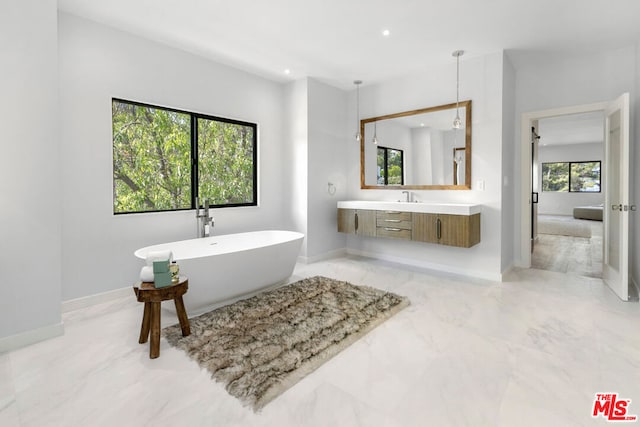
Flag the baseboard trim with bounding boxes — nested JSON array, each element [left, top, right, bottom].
[[0, 322, 64, 354], [630, 276, 640, 302], [346, 248, 502, 282], [500, 263, 516, 281], [62, 286, 132, 313], [298, 248, 348, 265]]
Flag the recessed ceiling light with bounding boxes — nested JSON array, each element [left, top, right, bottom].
[[382, 29, 390, 37], [284, 69, 291, 75], [420, 123, 425, 127]]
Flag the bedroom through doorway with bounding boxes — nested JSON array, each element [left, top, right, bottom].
[[530, 111, 604, 278]]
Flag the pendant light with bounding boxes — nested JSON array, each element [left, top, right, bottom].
[[452, 50, 464, 129], [372, 121, 378, 145], [354, 80, 362, 141]]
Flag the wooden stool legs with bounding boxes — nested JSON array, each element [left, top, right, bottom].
[[174, 296, 191, 336], [139, 302, 151, 344], [137, 298, 190, 359], [134, 278, 190, 359], [150, 302, 161, 359]]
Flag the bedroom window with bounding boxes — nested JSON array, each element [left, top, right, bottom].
[[541, 161, 601, 193], [377, 146, 404, 185], [112, 98, 257, 214]]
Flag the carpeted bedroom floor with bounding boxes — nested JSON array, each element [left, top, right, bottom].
[[532, 215, 603, 278]]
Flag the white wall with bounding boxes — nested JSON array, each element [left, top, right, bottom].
[[345, 52, 505, 280], [283, 79, 309, 256], [306, 78, 348, 259], [283, 77, 350, 260], [537, 143, 604, 215], [430, 130, 446, 184], [512, 46, 637, 270], [0, 0, 62, 342], [411, 128, 432, 184], [501, 53, 516, 272], [58, 13, 287, 300]]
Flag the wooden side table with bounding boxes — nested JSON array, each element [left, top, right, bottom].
[[133, 276, 190, 359]]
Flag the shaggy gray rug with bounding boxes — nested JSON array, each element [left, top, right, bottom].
[[163, 276, 409, 411]]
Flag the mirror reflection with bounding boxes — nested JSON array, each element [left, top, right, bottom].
[[361, 100, 471, 190]]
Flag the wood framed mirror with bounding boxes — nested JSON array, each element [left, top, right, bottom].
[[360, 100, 471, 190]]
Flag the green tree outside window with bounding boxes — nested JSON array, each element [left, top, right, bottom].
[[542, 161, 600, 193], [377, 146, 404, 185], [112, 99, 256, 214], [542, 162, 569, 192]]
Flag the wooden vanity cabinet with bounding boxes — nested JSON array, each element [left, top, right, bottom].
[[338, 206, 480, 248], [411, 213, 438, 243], [337, 209, 376, 237], [412, 213, 480, 248], [375, 211, 412, 240]]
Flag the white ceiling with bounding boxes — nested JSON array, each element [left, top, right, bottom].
[[538, 111, 604, 146], [57, 0, 640, 89]]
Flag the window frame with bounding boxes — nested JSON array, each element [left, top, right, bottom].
[[376, 146, 404, 186], [541, 160, 601, 193], [112, 98, 258, 215]]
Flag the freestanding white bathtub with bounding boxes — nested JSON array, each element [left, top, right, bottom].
[[134, 230, 304, 315]]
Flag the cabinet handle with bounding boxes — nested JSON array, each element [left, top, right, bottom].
[[384, 219, 401, 223], [355, 213, 359, 231], [384, 227, 402, 232], [436, 218, 442, 240]]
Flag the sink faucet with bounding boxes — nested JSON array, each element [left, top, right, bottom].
[[402, 190, 411, 202], [195, 197, 214, 238]]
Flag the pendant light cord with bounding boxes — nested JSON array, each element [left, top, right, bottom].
[[354, 80, 362, 141], [356, 83, 360, 136], [456, 54, 460, 115], [451, 50, 464, 128]]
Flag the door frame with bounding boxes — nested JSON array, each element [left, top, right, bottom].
[[518, 101, 607, 268]]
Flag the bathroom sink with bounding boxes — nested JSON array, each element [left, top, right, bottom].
[[337, 200, 482, 215]]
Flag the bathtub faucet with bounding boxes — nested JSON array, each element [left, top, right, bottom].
[[195, 197, 214, 238]]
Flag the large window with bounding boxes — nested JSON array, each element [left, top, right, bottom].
[[112, 99, 257, 214], [542, 161, 601, 193], [377, 147, 404, 185]]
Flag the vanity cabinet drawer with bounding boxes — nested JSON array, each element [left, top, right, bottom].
[[376, 226, 412, 240], [375, 210, 412, 239], [376, 211, 411, 222], [376, 218, 412, 230]]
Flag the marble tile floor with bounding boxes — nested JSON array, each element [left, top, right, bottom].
[[1, 256, 639, 426]]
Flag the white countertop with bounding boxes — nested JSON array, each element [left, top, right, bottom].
[[337, 200, 482, 215]]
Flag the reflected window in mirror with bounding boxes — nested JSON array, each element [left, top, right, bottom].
[[377, 146, 404, 185], [361, 100, 471, 190]]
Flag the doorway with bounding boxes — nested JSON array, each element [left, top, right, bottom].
[[530, 112, 604, 278], [519, 95, 632, 300], [518, 93, 637, 301]]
